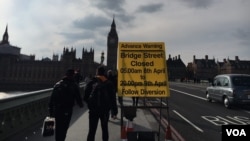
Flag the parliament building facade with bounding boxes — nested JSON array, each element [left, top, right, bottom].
[[0, 19, 119, 91]]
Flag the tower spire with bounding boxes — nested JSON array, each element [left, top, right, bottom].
[[1, 24, 9, 45], [111, 15, 116, 28]]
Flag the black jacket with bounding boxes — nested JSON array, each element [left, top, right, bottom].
[[49, 77, 83, 116], [84, 75, 118, 115]]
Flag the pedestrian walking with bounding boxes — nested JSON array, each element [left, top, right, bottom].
[[84, 66, 118, 141], [74, 69, 83, 84], [132, 97, 139, 106], [48, 69, 84, 141], [107, 69, 119, 119]]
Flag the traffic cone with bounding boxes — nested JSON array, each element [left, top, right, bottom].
[[126, 120, 134, 133], [121, 126, 127, 141], [165, 125, 172, 141]]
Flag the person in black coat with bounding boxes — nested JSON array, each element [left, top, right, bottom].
[[48, 69, 84, 141], [84, 66, 118, 141]]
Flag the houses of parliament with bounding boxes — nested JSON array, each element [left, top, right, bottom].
[[1, 18, 250, 91], [0, 19, 118, 91]]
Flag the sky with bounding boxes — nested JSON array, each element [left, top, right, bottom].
[[0, 0, 249, 65]]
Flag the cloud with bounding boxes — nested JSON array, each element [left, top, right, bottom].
[[90, 0, 125, 13], [234, 29, 250, 43], [88, 0, 134, 27], [73, 15, 110, 30], [136, 3, 164, 13], [115, 13, 135, 25], [179, 0, 215, 8], [59, 30, 95, 41]]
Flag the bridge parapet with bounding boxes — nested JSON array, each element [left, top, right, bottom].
[[0, 83, 85, 141], [0, 88, 52, 141]]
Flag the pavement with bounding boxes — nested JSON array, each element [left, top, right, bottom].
[[8, 97, 167, 141]]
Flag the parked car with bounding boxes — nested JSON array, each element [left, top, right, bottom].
[[206, 74, 250, 108]]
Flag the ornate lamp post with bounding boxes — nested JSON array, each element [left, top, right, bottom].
[[101, 51, 105, 65]]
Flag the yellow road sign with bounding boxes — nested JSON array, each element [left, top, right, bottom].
[[117, 42, 170, 97]]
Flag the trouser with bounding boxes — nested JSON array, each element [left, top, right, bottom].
[[55, 109, 72, 141], [87, 110, 109, 141], [132, 97, 139, 106], [118, 96, 123, 105]]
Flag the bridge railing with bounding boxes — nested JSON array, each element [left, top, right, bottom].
[[0, 82, 85, 141]]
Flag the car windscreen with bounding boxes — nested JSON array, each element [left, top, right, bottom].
[[232, 76, 250, 87]]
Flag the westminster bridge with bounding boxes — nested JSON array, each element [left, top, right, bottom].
[[0, 83, 85, 141], [0, 82, 190, 141]]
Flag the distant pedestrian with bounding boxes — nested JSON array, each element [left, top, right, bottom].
[[84, 66, 118, 141], [107, 69, 119, 119], [48, 69, 84, 141], [132, 97, 139, 106], [74, 69, 83, 84]]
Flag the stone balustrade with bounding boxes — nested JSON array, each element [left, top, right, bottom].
[[0, 83, 85, 141]]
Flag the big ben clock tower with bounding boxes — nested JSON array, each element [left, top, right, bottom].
[[107, 17, 118, 71]]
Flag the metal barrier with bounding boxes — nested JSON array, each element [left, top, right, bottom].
[[0, 83, 85, 141]]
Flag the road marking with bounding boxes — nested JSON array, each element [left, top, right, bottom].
[[170, 88, 250, 114], [170, 82, 208, 89], [155, 98, 167, 106], [173, 110, 204, 132], [176, 85, 203, 91], [201, 116, 250, 126], [170, 88, 207, 101]]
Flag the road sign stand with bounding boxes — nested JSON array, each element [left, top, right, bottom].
[[165, 98, 172, 141], [117, 42, 171, 141], [120, 97, 171, 141]]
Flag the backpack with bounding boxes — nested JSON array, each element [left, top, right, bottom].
[[54, 80, 76, 108], [87, 78, 111, 112], [49, 79, 77, 116]]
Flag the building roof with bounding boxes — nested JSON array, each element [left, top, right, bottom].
[[0, 44, 21, 55]]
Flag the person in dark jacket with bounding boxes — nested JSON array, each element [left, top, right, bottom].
[[84, 66, 118, 141], [48, 69, 84, 141]]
